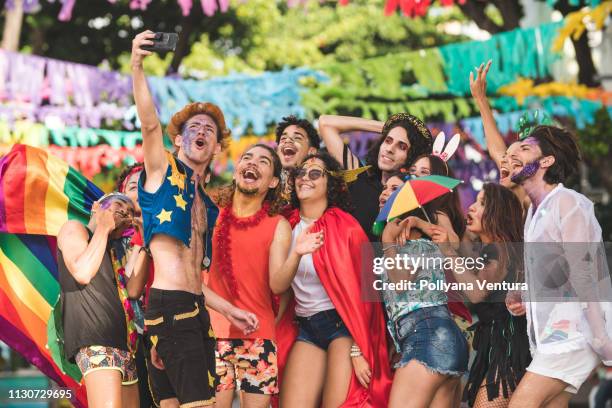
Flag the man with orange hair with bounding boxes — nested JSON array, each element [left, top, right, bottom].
[[131, 31, 259, 408]]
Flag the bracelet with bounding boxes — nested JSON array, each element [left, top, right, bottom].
[[382, 244, 397, 252], [139, 246, 152, 258], [350, 351, 363, 358]]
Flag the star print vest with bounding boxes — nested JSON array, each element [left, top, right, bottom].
[[138, 152, 218, 262]]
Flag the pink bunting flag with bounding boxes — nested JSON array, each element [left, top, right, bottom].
[[58, 0, 76, 21], [130, 0, 153, 10], [218, 0, 229, 12], [201, 0, 217, 17], [177, 0, 193, 16]]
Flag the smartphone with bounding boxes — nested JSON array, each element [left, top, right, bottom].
[[141, 32, 178, 53]]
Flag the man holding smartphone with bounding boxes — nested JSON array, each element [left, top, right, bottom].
[[131, 31, 259, 408]]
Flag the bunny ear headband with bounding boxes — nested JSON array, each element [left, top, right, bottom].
[[432, 132, 460, 162]]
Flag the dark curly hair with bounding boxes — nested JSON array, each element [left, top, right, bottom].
[[275, 115, 320, 150], [528, 125, 581, 184], [365, 113, 433, 181], [116, 162, 144, 193], [216, 144, 284, 215], [289, 152, 352, 213]]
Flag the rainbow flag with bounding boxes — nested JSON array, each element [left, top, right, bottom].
[[0, 144, 103, 236], [0, 144, 104, 407]]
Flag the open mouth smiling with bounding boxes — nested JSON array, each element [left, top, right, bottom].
[[281, 145, 297, 158], [242, 167, 261, 182]]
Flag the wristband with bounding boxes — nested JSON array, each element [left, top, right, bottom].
[[139, 246, 152, 258]]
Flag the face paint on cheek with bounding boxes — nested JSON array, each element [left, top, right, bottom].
[[181, 128, 198, 155], [511, 159, 541, 184]]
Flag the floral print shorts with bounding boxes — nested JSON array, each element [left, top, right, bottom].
[[215, 338, 278, 395], [75, 345, 138, 385]]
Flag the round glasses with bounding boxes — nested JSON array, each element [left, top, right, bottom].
[[294, 167, 327, 181]]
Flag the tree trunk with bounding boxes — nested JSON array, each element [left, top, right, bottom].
[[167, 14, 195, 75], [458, 0, 523, 34], [1, 0, 24, 51], [492, 0, 523, 31], [570, 28, 601, 87], [553, 0, 601, 87]]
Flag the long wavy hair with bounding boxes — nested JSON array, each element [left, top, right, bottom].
[[289, 152, 353, 213], [480, 183, 524, 283], [216, 144, 284, 215], [365, 113, 433, 181]]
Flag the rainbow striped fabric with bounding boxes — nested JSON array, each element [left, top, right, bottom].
[[0, 144, 104, 407], [0, 144, 102, 236]]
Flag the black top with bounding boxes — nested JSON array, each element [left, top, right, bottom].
[[347, 172, 383, 242], [473, 243, 517, 319], [58, 229, 127, 361], [343, 145, 382, 242]]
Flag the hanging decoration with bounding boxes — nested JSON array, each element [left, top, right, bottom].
[[497, 78, 611, 105], [147, 68, 325, 136], [8, 0, 472, 20], [382, 0, 466, 17], [305, 22, 563, 120], [0, 50, 322, 135], [552, 2, 612, 51]]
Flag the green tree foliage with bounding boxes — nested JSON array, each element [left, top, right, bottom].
[[12, 0, 467, 77], [181, 0, 467, 77]]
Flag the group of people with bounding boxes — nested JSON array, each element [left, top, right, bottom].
[[54, 33, 612, 408]]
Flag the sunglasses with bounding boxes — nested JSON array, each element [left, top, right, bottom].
[[294, 167, 328, 181]]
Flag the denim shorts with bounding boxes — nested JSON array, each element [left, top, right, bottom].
[[394, 305, 468, 376], [296, 309, 351, 350]]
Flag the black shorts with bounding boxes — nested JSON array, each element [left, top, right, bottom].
[[144, 289, 217, 407]]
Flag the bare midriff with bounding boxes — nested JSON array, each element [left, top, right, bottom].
[[150, 185, 207, 295]]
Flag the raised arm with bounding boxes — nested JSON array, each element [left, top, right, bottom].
[[470, 61, 506, 166], [318, 115, 384, 170], [126, 248, 151, 299], [131, 31, 167, 190], [57, 211, 115, 285], [269, 219, 324, 294]]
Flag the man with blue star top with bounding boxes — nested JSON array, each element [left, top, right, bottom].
[[131, 30, 259, 408]]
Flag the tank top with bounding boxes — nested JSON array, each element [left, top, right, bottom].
[[58, 229, 127, 361], [291, 220, 334, 317], [208, 207, 282, 340]]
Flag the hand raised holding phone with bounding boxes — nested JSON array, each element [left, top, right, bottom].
[[131, 31, 178, 69]]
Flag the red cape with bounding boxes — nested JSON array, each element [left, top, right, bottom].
[[275, 207, 392, 407]]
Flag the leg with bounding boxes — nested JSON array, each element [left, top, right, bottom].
[[215, 390, 235, 408], [159, 398, 180, 408], [235, 339, 276, 408], [121, 383, 140, 408], [389, 360, 448, 408], [215, 339, 238, 408], [542, 391, 572, 408], [322, 337, 353, 407], [241, 393, 271, 408], [472, 380, 511, 408], [430, 377, 461, 408], [83, 368, 123, 408], [135, 337, 154, 408], [509, 372, 570, 408], [280, 341, 327, 408]]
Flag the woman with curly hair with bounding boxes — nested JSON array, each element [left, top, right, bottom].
[[319, 113, 433, 240], [275, 152, 392, 407]]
